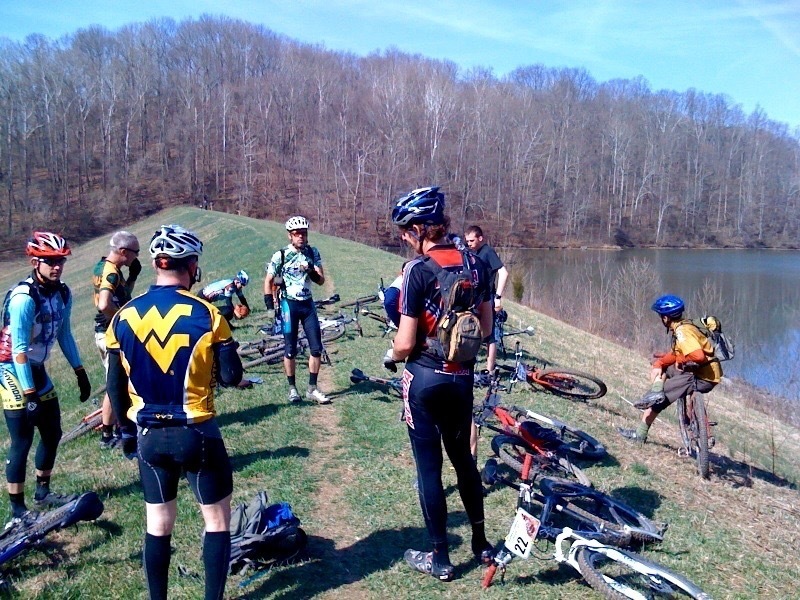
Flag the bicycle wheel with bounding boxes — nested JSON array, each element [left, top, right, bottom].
[[491, 434, 592, 487], [540, 479, 663, 545], [692, 395, 710, 479], [237, 340, 283, 358], [241, 346, 285, 369], [511, 407, 606, 460], [576, 544, 711, 599], [676, 397, 693, 456], [531, 368, 607, 400], [59, 411, 103, 445], [340, 294, 379, 308], [321, 321, 346, 343]]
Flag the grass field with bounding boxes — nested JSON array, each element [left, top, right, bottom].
[[0, 207, 797, 599]]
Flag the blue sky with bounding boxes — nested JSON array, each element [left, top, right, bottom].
[[2, 0, 799, 130]]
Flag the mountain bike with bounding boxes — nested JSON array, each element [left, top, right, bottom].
[[349, 368, 402, 398], [475, 387, 606, 461], [360, 307, 397, 337], [677, 391, 715, 479], [480, 460, 708, 598], [59, 386, 109, 445], [503, 341, 607, 400], [494, 310, 535, 360], [474, 370, 593, 486], [339, 293, 380, 309], [0, 491, 104, 570]]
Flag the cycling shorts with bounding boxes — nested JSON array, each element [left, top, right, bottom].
[[281, 298, 323, 358], [138, 424, 233, 505]]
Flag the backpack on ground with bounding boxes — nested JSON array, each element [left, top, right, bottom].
[[228, 491, 308, 574], [422, 251, 483, 363], [683, 315, 735, 362]]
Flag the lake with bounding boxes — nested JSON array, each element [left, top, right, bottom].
[[514, 249, 800, 401]]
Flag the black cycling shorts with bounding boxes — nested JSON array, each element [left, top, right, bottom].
[[138, 425, 233, 505], [282, 298, 323, 358]]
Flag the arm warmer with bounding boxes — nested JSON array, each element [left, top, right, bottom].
[[215, 339, 244, 387]]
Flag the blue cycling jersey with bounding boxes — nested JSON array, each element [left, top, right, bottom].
[[0, 276, 82, 391]]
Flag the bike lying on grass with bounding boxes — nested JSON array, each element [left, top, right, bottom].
[[349, 368, 402, 398], [474, 370, 594, 486], [503, 341, 607, 400], [0, 492, 104, 571], [677, 391, 715, 480], [480, 459, 709, 598]]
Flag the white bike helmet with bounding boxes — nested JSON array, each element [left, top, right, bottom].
[[236, 269, 249, 286], [149, 224, 203, 259], [285, 216, 309, 231]]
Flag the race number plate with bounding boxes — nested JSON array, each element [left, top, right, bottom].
[[504, 508, 540, 559]]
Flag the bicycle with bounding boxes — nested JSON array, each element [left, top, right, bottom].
[[474, 370, 593, 486], [59, 386, 108, 445], [349, 368, 403, 398], [676, 391, 715, 479], [0, 491, 104, 570], [475, 386, 606, 461], [480, 460, 708, 598], [494, 310, 535, 359], [359, 307, 398, 337], [503, 341, 607, 400]]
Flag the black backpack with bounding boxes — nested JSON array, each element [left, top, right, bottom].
[[228, 491, 308, 574], [422, 251, 483, 363]]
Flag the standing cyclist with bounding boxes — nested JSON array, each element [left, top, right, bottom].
[[106, 224, 243, 600], [464, 225, 509, 373], [383, 187, 494, 582], [200, 270, 251, 326], [618, 295, 722, 443], [263, 216, 330, 405], [0, 232, 91, 521], [92, 230, 141, 449]]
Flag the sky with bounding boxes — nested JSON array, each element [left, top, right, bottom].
[[1, 0, 799, 131]]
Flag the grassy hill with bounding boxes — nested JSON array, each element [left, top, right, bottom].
[[0, 207, 797, 599]]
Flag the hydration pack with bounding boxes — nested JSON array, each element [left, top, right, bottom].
[[228, 491, 307, 574], [1, 279, 69, 363], [692, 315, 735, 362], [422, 251, 483, 363]]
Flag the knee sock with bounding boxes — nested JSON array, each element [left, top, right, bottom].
[[143, 533, 171, 600], [203, 531, 231, 600], [309, 372, 319, 387], [287, 375, 296, 388]]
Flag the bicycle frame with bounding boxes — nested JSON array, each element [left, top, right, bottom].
[[677, 391, 715, 479]]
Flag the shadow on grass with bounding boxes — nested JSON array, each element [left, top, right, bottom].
[[711, 453, 796, 490], [217, 401, 286, 428], [231, 446, 310, 471], [235, 526, 446, 599], [340, 382, 400, 403]]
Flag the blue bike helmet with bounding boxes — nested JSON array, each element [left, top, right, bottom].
[[651, 295, 685, 318], [391, 186, 445, 226], [236, 270, 249, 286]]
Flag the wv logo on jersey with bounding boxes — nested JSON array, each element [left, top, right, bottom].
[[120, 304, 193, 373]]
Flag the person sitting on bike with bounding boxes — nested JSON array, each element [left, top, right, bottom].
[[92, 230, 142, 449], [0, 232, 91, 521], [618, 294, 722, 443], [263, 216, 331, 405], [199, 270, 250, 326], [383, 186, 494, 582], [106, 224, 243, 600]]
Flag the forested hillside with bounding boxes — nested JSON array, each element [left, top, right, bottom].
[[1, 15, 799, 253]]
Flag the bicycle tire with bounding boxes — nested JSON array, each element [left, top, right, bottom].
[[540, 479, 663, 545], [510, 407, 606, 461], [576, 544, 711, 599], [237, 340, 283, 358], [491, 434, 592, 487], [59, 411, 103, 445], [531, 368, 607, 400], [241, 346, 286, 369], [692, 395, 710, 479], [321, 321, 346, 343], [340, 294, 379, 308]]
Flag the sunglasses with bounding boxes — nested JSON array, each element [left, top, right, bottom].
[[121, 247, 140, 255], [290, 230, 308, 236], [38, 257, 67, 266]]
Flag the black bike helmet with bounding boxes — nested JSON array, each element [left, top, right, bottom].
[[391, 186, 445, 226], [651, 294, 685, 319]]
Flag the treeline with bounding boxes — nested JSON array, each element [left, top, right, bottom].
[[1, 15, 799, 253]]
